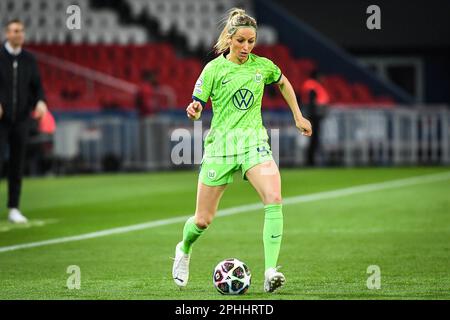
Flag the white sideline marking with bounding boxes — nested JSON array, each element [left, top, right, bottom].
[[0, 171, 449, 254]]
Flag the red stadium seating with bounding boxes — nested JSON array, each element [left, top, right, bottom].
[[351, 83, 375, 104], [26, 43, 395, 111]]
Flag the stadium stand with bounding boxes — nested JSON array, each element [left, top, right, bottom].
[[0, 0, 149, 44], [2, 0, 398, 112], [122, 0, 278, 50]]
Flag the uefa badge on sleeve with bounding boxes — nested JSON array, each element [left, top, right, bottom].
[[195, 77, 203, 87]]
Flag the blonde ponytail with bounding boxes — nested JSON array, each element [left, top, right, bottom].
[[214, 8, 257, 54]]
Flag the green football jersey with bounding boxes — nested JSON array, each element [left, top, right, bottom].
[[192, 53, 282, 156]]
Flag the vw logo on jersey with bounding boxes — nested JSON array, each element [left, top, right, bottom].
[[232, 89, 254, 110]]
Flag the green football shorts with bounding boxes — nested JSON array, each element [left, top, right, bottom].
[[199, 143, 274, 186]]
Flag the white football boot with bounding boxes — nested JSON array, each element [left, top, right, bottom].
[[8, 208, 28, 224], [172, 241, 190, 287], [264, 266, 285, 293]]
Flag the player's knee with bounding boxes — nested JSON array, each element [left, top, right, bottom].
[[264, 191, 282, 204], [195, 215, 213, 229]]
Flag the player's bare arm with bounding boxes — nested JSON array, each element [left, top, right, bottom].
[[277, 75, 312, 137]]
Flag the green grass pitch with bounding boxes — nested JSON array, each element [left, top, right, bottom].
[[0, 167, 449, 299]]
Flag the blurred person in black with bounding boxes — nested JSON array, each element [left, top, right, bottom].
[[301, 70, 330, 166], [0, 19, 47, 223]]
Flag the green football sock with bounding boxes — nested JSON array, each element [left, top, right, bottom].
[[263, 204, 283, 270], [181, 216, 206, 254]]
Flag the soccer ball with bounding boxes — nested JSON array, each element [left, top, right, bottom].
[[212, 258, 251, 295]]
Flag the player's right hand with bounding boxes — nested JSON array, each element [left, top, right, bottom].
[[186, 101, 203, 120]]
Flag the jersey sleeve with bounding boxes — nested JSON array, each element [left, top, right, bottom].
[[264, 59, 282, 85], [192, 63, 214, 106]]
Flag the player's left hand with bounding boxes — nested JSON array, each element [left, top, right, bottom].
[[296, 116, 312, 137], [33, 100, 48, 120]]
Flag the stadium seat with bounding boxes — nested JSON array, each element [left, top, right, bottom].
[[127, 0, 148, 18], [352, 83, 375, 104]]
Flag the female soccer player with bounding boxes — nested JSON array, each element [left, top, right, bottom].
[[172, 8, 312, 293]]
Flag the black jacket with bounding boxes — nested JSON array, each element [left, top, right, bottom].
[[0, 45, 46, 124]]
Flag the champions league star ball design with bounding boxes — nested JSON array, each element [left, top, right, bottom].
[[213, 258, 251, 295]]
